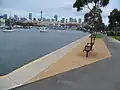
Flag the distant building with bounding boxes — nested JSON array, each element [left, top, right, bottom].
[[61, 18, 65, 23], [40, 11, 43, 21], [38, 18, 41, 21], [14, 14, 18, 20], [51, 18, 54, 22], [43, 18, 46, 21], [69, 17, 73, 22], [0, 18, 5, 26], [74, 19, 77, 23], [33, 18, 36, 21], [78, 18, 81, 24], [3, 14, 7, 19], [29, 13, 32, 20], [20, 17, 27, 21], [54, 14, 58, 21], [66, 19, 68, 23]]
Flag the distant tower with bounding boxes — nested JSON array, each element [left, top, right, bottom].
[[40, 10, 43, 21], [29, 13, 32, 20], [54, 14, 58, 21], [66, 19, 68, 23]]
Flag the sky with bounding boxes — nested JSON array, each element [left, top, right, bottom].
[[0, 0, 120, 24]]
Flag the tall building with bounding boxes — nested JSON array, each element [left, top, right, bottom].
[[3, 14, 7, 19], [14, 14, 18, 20], [40, 11, 43, 21], [33, 18, 36, 21], [61, 18, 65, 23], [66, 19, 68, 23], [54, 14, 58, 21], [29, 13, 32, 20], [20, 17, 27, 21], [69, 17, 73, 22], [78, 18, 82, 24], [43, 18, 46, 21], [51, 18, 54, 22], [74, 19, 77, 23]]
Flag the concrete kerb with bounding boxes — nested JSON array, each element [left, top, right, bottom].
[[0, 34, 90, 90], [108, 36, 120, 44]]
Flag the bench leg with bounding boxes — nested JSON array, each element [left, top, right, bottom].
[[86, 52, 89, 57]]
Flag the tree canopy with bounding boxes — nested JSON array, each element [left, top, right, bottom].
[[73, 0, 110, 33], [108, 8, 120, 30], [73, 0, 110, 12]]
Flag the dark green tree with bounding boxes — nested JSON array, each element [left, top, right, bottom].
[[73, 0, 110, 43], [108, 8, 120, 30]]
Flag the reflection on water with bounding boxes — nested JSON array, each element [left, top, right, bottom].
[[0, 29, 88, 75]]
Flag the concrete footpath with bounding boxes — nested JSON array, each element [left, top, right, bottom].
[[0, 35, 89, 90], [11, 35, 120, 90], [27, 37, 111, 84]]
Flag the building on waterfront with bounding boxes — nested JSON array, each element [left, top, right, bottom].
[[40, 11, 43, 21], [54, 14, 58, 21], [20, 17, 27, 21], [14, 14, 18, 20], [61, 18, 65, 23], [74, 19, 77, 23], [3, 14, 8, 20], [51, 18, 54, 22], [0, 16, 5, 26], [29, 13, 32, 20], [33, 18, 36, 21], [69, 17, 73, 22], [66, 19, 68, 23], [38, 18, 41, 21], [78, 18, 82, 24], [43, 17, 46, 21]]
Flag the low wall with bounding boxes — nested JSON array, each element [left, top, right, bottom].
[[0, 34, 90, 90]]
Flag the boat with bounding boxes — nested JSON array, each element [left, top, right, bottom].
[[2, 26, 15, 32], [39, 27, 48, 32]]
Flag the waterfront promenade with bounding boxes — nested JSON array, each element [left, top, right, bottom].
[[11, 35, 120, 90], [0, 33, 115, 90]]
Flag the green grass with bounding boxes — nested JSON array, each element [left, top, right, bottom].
[[95, 34, 102, 38], [112, 36, 120, 41]]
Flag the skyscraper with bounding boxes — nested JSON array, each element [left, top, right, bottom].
[[61, 18, 65, 23], [54, 14, 58, 21], [14, 14, 18, 20], [66, 19, 68, 23], [3, 14, 7, 19], [74, 19, 77, 23], [40, 11, 43, 21], [78, 18, 82, 24], [69, 17, 73, 22], [29, 13, 32, 20]]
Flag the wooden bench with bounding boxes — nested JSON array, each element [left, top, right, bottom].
[[83, 34, 96, 57]]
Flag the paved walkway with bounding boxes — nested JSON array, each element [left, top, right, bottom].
[[10, 35, 120, 90], [27, 37, 110, 84]]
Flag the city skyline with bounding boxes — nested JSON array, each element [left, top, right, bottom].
[[0, 0, 120, 24]]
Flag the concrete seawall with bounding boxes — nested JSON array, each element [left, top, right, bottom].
[[0, 34, 90, 90]]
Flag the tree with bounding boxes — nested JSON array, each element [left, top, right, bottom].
[[108, 9, 120, 30], [73, 0, 110, 43], [108, 8, 120, 36], [84, 6, 103, 33]]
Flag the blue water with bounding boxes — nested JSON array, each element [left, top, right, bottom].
[[0, 29, 88, 75]]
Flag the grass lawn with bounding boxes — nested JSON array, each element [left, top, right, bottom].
[[112, 36, 120, 41], [96, 34, 102, 38]]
